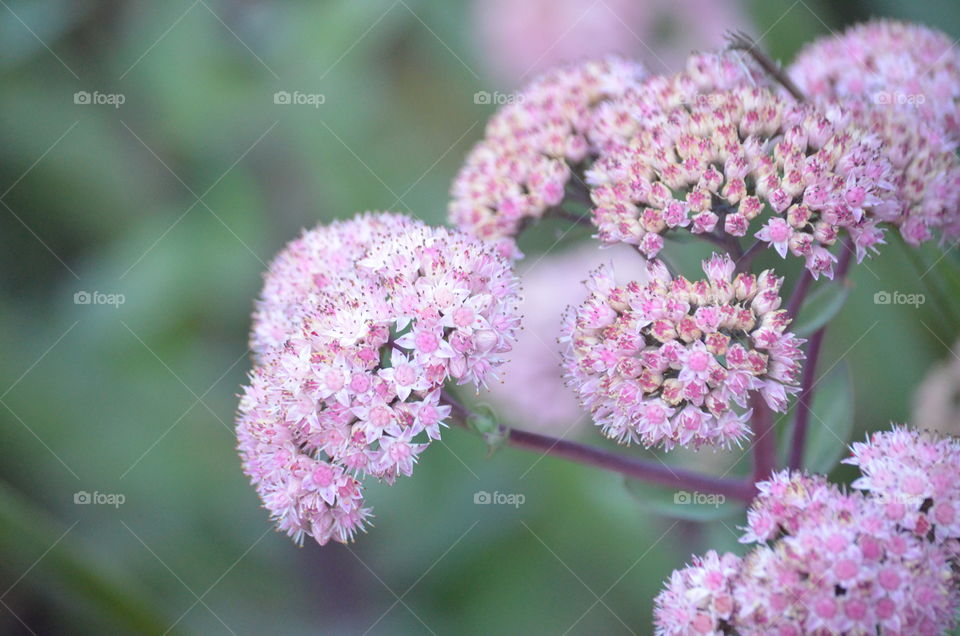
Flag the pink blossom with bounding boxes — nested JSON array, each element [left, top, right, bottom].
[[237, 215, 521, 545], [790, 20, 960, 246], [449, 57, 646, 251], [845, 425, 960, 544], [655, 466, 960, 635], [587, 55, 897, 278], [653, 550, 741, 636], [561, 253, 804, 449], [250, 213, 417, 359]]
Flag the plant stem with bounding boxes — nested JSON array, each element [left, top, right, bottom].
[[734, 240, 763, 273], [696, 231, 744, 259], [788, 327, 824, 470], [785, 270, 813, 319], [787, 241, 855, 469], [442, 392, 756, 501], [750, 393, 777, 482], [551, 207, 593, 226]]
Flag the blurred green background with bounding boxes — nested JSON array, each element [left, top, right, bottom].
[[2, 0, 960, 634]]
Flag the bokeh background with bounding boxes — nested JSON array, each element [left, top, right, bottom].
[[2, 0, 960, 634]]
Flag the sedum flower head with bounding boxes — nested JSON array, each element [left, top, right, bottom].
[[587, 63, 897, 278], [735, 471, 958, 635], [237, 215, 521, 545], [655, 466, 960, 635], [449, 56, 646, 254], [653, 550, 741, 636], [790, 20, 960, 247], [561, 253, 804, 449], [789, 20, 960, 143], [845, 425, 960, 544], [251, 212, 417, 360]]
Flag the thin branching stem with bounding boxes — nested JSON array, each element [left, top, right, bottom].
[[441, 391, 756, 501]]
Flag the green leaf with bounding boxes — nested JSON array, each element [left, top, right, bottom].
[[779, 362, 855, 474], [791, 279, 850, 337], [622, 475, 745, 522]]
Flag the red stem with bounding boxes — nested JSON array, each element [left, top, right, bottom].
[[508, 428, 756, 501], [750, 393, 777, 482], [785, 270, 813, 320], [442, 393, 756, 502], [788, 241, 855, 470], [788, 328, 824, 470]]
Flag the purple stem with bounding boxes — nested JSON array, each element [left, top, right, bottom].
[[750, 393, 777, 483], [734, 240, 764, 273], [787, 241, 855, 470], [442, 393, 756, 501], [785, 270, 813, 320], [788, 328, 824, 470], [508, 428, 756, 501]]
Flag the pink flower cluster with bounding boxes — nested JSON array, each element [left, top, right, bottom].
[[237, 214, 521, 545], [449, 56, 646, 255], [250, 212, 416, 359], [654, 428, 960, 635], [790, 20, 960, 143], [653, 550, 741, 635], [846, 425, 960, 545], [561, 253, 804, 449], [587, 75, 896, 277], [790, 20, 960, 246]]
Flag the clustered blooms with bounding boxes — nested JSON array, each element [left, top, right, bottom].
[[561, 253, 804, 449], [250, 212, 417, 359], [790, 20, 960, 143], [237, 214, 521, 544], [587, 76, 896, 277], [653, 550, 741, 634], [846, 425, 960, 546], [654, 428, 960, 635], [790, 20, 960, 246], [449, 56, 646, 257]]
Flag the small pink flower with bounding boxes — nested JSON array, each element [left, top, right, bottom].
[[755, 218, 793, 258]]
